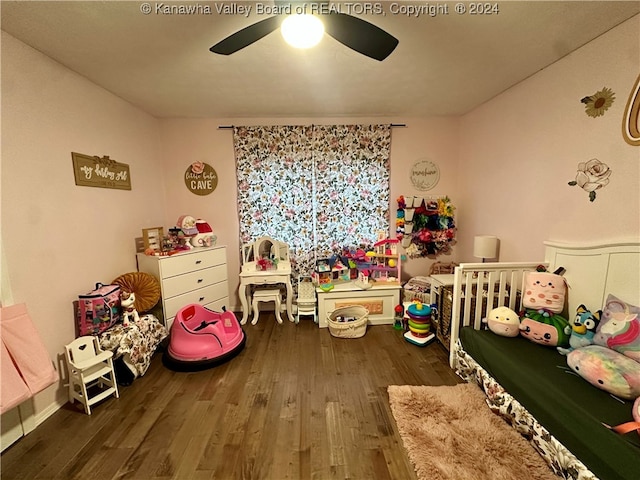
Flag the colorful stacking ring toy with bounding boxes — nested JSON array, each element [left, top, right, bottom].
[[407, 302, 431, 318], [408, 319, 430, 332], [404, 301, 436, 346], [408, 325, 431, 336]]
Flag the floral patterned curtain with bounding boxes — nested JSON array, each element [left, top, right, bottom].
[[233, 124, 391, 278]]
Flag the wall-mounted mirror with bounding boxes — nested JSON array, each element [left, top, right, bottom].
[[622, 73, 640, 146]]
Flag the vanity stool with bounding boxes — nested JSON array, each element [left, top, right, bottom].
[[251, 288, 283, 325]]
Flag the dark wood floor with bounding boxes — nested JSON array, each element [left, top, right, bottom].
[[1, 316, 461, 480]]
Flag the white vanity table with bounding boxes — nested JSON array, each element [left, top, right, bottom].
[[238, 236, 295, 324]]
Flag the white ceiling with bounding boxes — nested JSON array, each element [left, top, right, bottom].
[[2, 1, 639, 118]]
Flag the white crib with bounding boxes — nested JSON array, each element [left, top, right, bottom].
[[447, 260, 544, 367]]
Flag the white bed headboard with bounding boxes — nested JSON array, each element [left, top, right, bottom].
[[544, 240, 640, 315]]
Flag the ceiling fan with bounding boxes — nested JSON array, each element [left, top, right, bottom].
[[209, 1, 398, 61]]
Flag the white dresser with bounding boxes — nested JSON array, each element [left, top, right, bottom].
[[136, 246, 229, 329]]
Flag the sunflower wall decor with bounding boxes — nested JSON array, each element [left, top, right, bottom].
[[568, 158, 612, 202], [581, 87, 615, 118]]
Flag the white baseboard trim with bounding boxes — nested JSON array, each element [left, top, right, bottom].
[[1, 398, 64, 452], [34, 400, 66, 429]]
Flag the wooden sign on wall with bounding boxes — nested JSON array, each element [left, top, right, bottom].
[[185, 161, 218, 196], [72, 152, 131, 190]]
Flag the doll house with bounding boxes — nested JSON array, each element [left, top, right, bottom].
[[314, 255, 351, 286], [315, 258, 332, 285], [368, 238, 401, 285]]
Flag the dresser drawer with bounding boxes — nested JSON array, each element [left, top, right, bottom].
[[160, 248, 226, 279], [161, 264, 226, 299], [164, 281, 229, 320], [204, 297, 229, 314]]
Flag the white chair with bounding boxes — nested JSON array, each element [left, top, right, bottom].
[[296, 276, 317, 324], [252, 288, 283, 325], [65, 336, 119, 415]]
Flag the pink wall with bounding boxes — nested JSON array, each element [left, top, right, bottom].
[[158, 117, 461, 307], [457, 15, 640, 262], [1, 32, 165, 418]]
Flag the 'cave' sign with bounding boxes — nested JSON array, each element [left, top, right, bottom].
[[185, 161, 218, 196]]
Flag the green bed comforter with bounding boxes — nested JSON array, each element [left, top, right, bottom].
[[459, 327, 640, 480]]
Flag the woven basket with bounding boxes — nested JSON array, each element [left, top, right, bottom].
[[327, 305, 369, 339]]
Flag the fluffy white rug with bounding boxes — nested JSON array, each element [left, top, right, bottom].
[[388, 383, 557, 480]]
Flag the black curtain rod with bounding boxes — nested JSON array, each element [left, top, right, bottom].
[[218, 123, 406, 129]]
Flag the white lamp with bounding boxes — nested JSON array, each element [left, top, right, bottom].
[[473, 235, 499, 262], [281, 15, 324, 49]]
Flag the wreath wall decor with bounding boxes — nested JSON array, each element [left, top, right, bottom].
[[396, 195, 456, 258]]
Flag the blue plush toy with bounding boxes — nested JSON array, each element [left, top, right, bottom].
[[557, 304, 601, 355]]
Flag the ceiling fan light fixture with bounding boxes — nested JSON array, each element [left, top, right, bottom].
[[281, 14, 324, 49]]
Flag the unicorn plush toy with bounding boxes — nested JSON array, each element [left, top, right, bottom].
[[594, 295, 640, 362], [120, 290, 139, 327]]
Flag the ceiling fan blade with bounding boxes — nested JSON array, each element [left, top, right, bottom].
[[210, 16, 283, 55], [322, 13, 398, 61]]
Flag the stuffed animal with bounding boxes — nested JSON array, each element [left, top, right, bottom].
[[557, 304, 601, 355], [523, 271, 567, 314], [120, 290, 139, 327], [519, 308, 570, 347], [485, 306, 520, 337], [567, 345, 640, 400], [593, 295, 640, 363]]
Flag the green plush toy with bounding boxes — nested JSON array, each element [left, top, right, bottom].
[[519, 308, 570, 347]]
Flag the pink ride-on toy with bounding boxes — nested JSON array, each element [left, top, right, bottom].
[[164, 304, 246, 371]]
